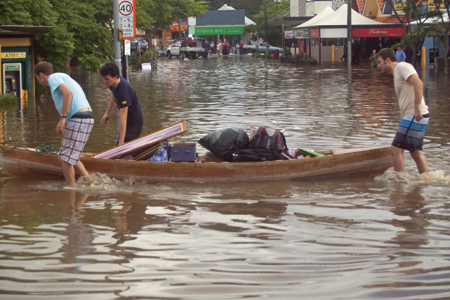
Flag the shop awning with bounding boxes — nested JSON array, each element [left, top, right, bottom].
[[0, 25, 53, 36], [291, 4, 404, 38], [190, 25, 245, 36], [293, 7, 335, 29]]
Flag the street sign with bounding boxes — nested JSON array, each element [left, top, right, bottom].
[[118, 0, 136, 40], [124, 40, 131, 56]]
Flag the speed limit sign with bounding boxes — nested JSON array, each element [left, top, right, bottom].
[[118, 0, 136, 40]]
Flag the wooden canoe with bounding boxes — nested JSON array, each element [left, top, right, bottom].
[[0, 145, 393, 183]]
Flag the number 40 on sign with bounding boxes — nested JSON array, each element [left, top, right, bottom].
[[118, 0, 136, 40]]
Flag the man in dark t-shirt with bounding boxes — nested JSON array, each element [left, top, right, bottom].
[[100, 62, 143, 145]]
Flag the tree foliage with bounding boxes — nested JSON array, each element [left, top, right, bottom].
[[207, 0, 263, 15], [245, 0, 290, 47], [384, 0, 440, 66], [426, 0, 450, 74], [0, 0, 207, 72], [136, 0, 208, 43]]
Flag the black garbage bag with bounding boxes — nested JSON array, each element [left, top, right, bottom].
[[198, 128, 250, 162]]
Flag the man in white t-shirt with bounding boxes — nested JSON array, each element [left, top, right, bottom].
[[376, 48, 429, 174]]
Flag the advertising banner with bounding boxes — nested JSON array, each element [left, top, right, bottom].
[[285, 31, 295, 39], [190, 26, 244, 35], [309, 29, 320, 38], [352, 27, 405, 37]]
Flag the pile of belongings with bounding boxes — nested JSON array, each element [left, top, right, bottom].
[[198, 126, 290, 162]]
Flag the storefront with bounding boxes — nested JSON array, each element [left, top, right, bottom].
[[0, 26, 52, 104], [191, 6, 254, 47], [189, 25, 245, 47], [290, 5, 404, 63]]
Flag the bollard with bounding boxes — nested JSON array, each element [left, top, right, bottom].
[[273, 49, 279, 61], [332, 45, 335, 62], [422, 46, 426, 68]]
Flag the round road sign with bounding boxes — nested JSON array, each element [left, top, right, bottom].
[[119, 1, 133, 17]]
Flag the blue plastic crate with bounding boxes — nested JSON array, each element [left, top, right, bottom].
[[170, 143, 197, 162]]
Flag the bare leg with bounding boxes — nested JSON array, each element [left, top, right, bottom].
[[61, 161, 76, 187], [410, 150, 429, 174], [390, 145, 405, 172], [74, 161, 94, 184]]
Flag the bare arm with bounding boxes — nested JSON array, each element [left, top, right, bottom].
[[101, 95, 116, 126], [56, 83, 72, 133], [118, 106, 128, 145], [407, 74, 424, 122]]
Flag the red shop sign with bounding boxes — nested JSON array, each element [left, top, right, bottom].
[[352, 27, 405, 37], [309, 29, 320, 38]]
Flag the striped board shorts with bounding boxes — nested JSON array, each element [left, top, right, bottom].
[[59, 118, 94, 165], [392, 114, 429, 152]]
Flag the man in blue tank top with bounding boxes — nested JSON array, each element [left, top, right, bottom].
[[34, 61, 94, 187], [100, 62, 143, 146]]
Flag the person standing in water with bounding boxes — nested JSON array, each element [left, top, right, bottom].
[[100, 62, 143, 146], [34, 61, 94, 187], [376, 48, 429, 174]]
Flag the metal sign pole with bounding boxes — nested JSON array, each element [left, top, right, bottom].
[[347, 1, 352, 67], [122, 40, 128, 80], [263, 0, 269, 57], [113, 0, 121, 73]]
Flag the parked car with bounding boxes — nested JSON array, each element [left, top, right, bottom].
[[242, 42, 284, 54], [136, 37, 148, 51], [130, 38, 148, 54]]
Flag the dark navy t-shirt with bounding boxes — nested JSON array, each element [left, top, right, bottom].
[[109, 76, 143, 141]]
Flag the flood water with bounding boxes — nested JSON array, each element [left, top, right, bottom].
[[0, 57, 450, 299]]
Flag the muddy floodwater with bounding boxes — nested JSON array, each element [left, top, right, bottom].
[[0, 57, 450, 299]]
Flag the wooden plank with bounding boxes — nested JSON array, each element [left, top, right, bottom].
[[94, 120, 187, 159]]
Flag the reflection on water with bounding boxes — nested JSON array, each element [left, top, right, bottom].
[[0, 58, 450, 299], [1, 178, 450, 299]]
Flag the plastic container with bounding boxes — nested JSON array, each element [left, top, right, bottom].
[[170, 143, 197, 162]]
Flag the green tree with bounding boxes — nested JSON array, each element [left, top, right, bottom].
[[384, 0, 439, 66], [134, 0, 207, 55], [207, 0, 262, 15], [0, 0, 110, 72], [0, 0, 73, 71], [1, 0, 207, 71], [49, 0, 112, 72], [426, 0, 450, 74], [169, 0, 208, 40], [245, 0, 290, 47]]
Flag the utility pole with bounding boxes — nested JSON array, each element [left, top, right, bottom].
[[113, 0, 121, 73], [347, 1, 352, 67], [263, 0, 269, 57]]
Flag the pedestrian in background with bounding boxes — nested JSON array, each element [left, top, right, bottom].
[[205, 40, 210, 57], [222, 39, 227, 56], [217, 40, 222, 57], [396, 46, 406, 62], [369, 49, 377, 68]]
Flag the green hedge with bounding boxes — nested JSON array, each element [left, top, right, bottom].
[[0, 94, 18, 106]]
